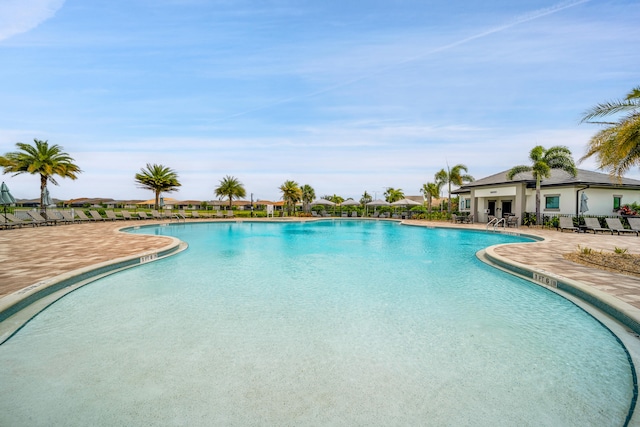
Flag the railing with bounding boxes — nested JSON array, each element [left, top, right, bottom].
[[486, 217, 505, 231]]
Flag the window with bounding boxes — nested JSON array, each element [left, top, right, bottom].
[[465, 198, 471, 209], [545, 195, 560, 210], [613, 195, 622, 210]]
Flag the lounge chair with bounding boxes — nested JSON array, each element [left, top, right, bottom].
[[605, 218, 639, 236], [215, 210, 224, 218], [351, 211, 358, 217], [89, 210, 106, 221], [311, 211, 319, 217], [558, 217, 578, 232], [75, 210, 94, 221], [58, 210, 81, 224], [628, 218, 640, 234], [464, 214, 475, 224], [1, 213, 36, 228], [47, 210, 73, 225], [342, 212, 348, 217], [150, 210, 163, 220], [136, 211, 151, 220], [583, 217, 609, 234], [27, 211, 57, 225], [191, 211, 206, 219], [105, 210, 124, 221], [506, 216, 518, 228], [225, 210, 234, 218], [121, 211, 137, 220]]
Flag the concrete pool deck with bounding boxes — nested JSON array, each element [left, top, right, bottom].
[[1, 217, 639, 314]]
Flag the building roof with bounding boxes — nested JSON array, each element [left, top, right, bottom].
[[454, 169, 640, 193]]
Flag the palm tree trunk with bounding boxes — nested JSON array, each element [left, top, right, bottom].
[[155, 191, 160, 210], [40, 174, 47, 215]]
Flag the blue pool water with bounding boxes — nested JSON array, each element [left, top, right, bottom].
[[0, 221, 635, 426]]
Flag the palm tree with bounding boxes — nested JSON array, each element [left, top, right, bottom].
[[0, 139, 82, 213], [420, 182, 442, 214], [507, 145, 577, 225], [134, 163, 181, 210], [384, 187, 404, 203], [435, 164, 474, 215], [360, 191, 372, 205], [580, 86, 640, 179], [215, 175, 246, 210], [301, 184, 315, 213], [279, 180, 302, 216]]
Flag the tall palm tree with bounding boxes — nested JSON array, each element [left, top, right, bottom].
[[420, 182, 442, 213], [360, 191, 372, 205], [301, 184, 315, 213], [279, 180, 301, 216], [134, 163, 181, 210], [215, 175, 246, 209], [580, 86, 640, 179], [507, 145, 577, 224], [384, 187, 404, 203], [0, 139, 82, 213], [435, 164, 474, 215]]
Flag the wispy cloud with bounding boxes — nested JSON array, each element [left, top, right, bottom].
[[0, 0, 65, 42]]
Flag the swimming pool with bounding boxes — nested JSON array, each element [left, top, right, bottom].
[[0, 221, 635, 425]]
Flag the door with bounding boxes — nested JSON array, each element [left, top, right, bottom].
[[488, 200, 496, 216], [502, 200, 512, 216]]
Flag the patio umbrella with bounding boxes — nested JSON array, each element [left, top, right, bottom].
[[310, 198, 336, 206], [366, 199, 390, 207], [391, 198, 422, 207], [341, 199, 360, 206], [0, 182, 16, 224], [580, 192, 589, 214]]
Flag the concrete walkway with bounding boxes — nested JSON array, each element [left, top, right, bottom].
[[1, 218, 639, 309]]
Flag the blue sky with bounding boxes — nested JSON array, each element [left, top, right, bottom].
[[1, 0, 639, 202]]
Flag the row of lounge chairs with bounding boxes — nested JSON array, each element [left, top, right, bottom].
[[0, 209, 237, 228], [559, 216, 640, 236]]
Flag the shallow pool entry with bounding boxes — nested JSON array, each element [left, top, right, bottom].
[[0, 221, 635, 425]]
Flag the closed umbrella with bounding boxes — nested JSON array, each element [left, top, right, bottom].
[[580, 192, 589, 214], [0, 182, 17, 225], [42, 187, 54, 207]]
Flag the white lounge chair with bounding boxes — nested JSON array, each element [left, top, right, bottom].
[[89, 210, 106, 221]]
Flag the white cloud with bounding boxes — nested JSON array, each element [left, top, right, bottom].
[[0, 0, 65, 42]]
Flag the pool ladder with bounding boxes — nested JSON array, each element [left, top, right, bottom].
[[486, 217, 505, 231]]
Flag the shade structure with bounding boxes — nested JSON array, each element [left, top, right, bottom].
[[310, 198, 336, 206], [340, 199, 360, 206], [366, 199, 390, 207], [391, 198, 422, 207], [580, 192, 589, 214]]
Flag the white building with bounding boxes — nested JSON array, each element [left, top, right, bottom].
[[454, 169, 640, 224]]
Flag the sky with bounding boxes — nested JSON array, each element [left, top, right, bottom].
[[0, 0, 639, 202]]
